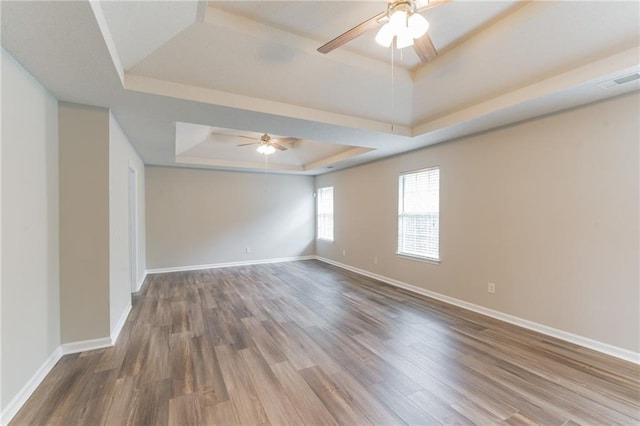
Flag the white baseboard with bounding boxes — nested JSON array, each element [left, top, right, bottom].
[[0, 346, 63, 425], [1, 304, 135, 424], [110, 303, 131, 344], [146, 255, 315, 274], [315, 256, 640, 365], [1, 305, 132, 424], [60, 337, 112, 355]]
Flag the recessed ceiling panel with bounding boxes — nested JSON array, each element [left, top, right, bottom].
[[129, 21, 414, 125], [175, 122, 374, 173], [212, 1, 521, 70]]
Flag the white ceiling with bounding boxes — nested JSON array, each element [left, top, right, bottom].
[[2, 1, 639, 175]]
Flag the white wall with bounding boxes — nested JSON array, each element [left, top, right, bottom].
[[1, 48, 60, 415], [316, 92, 640, 354], [145, 167, 315, 270], [108, 113, 145, 335], [0, 51, 146, 423]]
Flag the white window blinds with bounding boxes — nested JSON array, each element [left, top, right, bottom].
[[317, 186, 334, 241], [398, 168, 440, 260]]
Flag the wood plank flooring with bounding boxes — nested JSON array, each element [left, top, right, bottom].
[[11, 260, 640, 425]]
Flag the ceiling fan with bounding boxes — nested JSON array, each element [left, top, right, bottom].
[[317, 0, 451, 63], [237, 133, 298, 155]]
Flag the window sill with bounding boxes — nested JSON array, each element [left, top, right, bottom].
[[396, 253, 440, 265], [317, 238, 335, 244]]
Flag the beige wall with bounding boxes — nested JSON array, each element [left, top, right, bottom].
[[146, 167, 315, 270], [316, 92, 640, 353], [109, 113, 146, 334], [59, 103, 111, 343], [1, 49, 60, 410], [60, 105, 146, 342]]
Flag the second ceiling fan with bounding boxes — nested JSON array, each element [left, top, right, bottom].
[[317, 0, 450, 63], [237, 133, 298, 155]]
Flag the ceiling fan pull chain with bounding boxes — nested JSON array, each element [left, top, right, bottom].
[[264, 153, 269, 192], [391, 42, 395, 133]]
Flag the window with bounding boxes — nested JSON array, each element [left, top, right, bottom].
[[398, 167, 440, 260], [317, 186, 334, 241]]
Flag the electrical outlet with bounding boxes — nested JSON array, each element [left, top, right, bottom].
[[246, 247, 251, 254], [488, 282, 495, 294], [342, 249, 346, 257], [374, 256, 378, 264]]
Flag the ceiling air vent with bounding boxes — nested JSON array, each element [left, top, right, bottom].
[[598, 72, 640, 89]]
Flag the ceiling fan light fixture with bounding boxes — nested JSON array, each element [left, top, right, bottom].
[[388, 9, 408, 35], [408, 13, 429, 39], [257, 144, 276, 155], [396, 31, 414, 49], [375, 4, 429, 50], [375, 23, 394, 47]]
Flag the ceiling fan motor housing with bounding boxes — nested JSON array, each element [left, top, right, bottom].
[[388, 1, 415, 16]]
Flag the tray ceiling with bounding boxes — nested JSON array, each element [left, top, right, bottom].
[[1, 1, 638, 175]]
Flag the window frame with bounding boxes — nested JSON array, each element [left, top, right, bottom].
[[316, 186, 334, 243], [396, 166, 440, 263]]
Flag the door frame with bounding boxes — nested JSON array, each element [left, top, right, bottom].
[[128, 163, 138, 292]]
